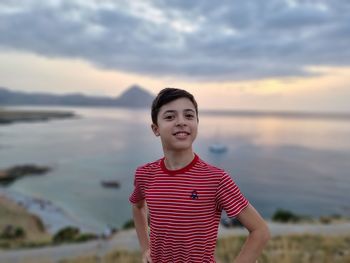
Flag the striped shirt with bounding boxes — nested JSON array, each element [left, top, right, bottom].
[[129, 153, 249, 263]]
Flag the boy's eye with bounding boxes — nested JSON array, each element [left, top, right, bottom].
[[164, 115, 174, 120], [185, 114, 194, 119]]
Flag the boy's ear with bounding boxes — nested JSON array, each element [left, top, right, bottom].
[[151, 123, 160, 136]]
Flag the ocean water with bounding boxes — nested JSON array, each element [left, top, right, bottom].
[[0, 106, 350, 232]]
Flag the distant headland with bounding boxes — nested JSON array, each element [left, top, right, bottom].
[[0, 164, 51, 186], [0, 85, 154, 108], [0, 109, 76, 125]]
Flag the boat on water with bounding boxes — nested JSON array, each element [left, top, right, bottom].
[[209, 143, 228, 153], [101, 180, 120, 188]]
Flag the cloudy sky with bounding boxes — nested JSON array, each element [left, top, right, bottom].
[[0, 0, 349, 111]]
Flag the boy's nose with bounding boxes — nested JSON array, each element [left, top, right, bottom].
[[175, 117, 187, 126], [176, 122, 186, 127]]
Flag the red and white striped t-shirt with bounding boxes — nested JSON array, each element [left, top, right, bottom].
[[129, 154, 249, 263]]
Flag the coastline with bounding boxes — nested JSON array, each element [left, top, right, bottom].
[[0, 187, 98, 235], [0, 107, 95, 235], [3, 184, 350, 238]]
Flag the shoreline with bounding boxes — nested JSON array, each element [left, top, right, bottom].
[[0, 187, 99, 235], [1, 185, 350, 238]]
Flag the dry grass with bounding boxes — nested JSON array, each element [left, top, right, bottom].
[[13, 234, 350, 263], [216, 234, 350, 263]]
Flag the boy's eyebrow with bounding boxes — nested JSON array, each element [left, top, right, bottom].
[[162, 109, 195, 115], [162, 110, 176, 115]]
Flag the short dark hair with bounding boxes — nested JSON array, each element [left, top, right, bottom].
[[151, 88, 198, 125]]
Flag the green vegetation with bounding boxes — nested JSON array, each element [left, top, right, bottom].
[[53, 227, 98, 244], [0, 225, 26, 239], [53, 227, 80, 244], [122, 219, 135, 230], [0, 196, 98, 249], [272, 209, 303, 223], [0, 224, 98, 249]]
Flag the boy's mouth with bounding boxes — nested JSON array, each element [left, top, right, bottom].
[[173, 131, 190, 138]]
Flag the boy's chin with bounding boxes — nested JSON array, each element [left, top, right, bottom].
[[167, 143, 193, 152], [161, 137, 195, 152]]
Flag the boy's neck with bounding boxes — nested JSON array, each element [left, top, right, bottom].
[[163, 149, 195, 171]]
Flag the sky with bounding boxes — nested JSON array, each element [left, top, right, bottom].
[[0, 0, 349, 112]]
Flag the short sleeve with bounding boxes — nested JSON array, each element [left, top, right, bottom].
[[129, 168, 145, 204], [215, 172, 249, 217]]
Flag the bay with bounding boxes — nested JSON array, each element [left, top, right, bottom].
[[1, 106, 349, 232]]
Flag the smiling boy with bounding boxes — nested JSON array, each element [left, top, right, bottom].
[[130, 88, 270, 263]]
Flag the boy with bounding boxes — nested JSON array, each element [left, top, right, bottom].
[[130, 88, 270, 263]]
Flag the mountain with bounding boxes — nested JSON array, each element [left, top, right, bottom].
[[117, 85, 154, 107], [0, 85, 155, 108]]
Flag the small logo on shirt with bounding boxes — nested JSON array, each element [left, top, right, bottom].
[[190, 190, 199, 199]]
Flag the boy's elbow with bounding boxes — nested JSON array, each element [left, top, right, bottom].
[[260, 224, 271, 244], [132, 199, 146, 209], [251, 222, 270, 245]]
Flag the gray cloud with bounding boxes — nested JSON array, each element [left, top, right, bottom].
[[0, 0, 349, 81]]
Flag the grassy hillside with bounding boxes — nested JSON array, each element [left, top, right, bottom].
[[0, 196, 51, 248]]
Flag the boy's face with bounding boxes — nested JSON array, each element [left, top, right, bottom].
[[151, 97, 198, 152]]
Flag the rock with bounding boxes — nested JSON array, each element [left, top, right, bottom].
[[0, 164, 50, 186]]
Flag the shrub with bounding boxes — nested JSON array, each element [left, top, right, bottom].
[[53, 226, 80, 243], [75, 233, 98, 242], [14, 227, 25, 238], [0, 225, 26, 239], [272, 209, 301, 223], [122, 219, 135, 230]]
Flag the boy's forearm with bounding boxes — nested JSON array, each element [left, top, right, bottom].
[[234, 228, 270, 263], [132, 205, 150, 253]]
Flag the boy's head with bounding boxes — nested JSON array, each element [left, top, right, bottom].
[[151, 88, 198, 125]]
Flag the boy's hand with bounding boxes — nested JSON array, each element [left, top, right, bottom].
[[142, 248, 153, 263]]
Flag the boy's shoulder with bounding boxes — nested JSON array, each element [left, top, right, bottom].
[[196, 156, 227, 175], [135, 158, 163, 173]]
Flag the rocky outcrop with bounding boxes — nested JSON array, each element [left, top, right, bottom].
[[0, 110, 75, 125], [0, 165, 50, 185]]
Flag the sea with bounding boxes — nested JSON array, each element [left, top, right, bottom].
[[1, 106, 350, 233]]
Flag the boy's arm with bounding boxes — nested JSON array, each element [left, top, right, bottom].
[[132, 199, 152, 262], [233, 204, 270, 263]]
